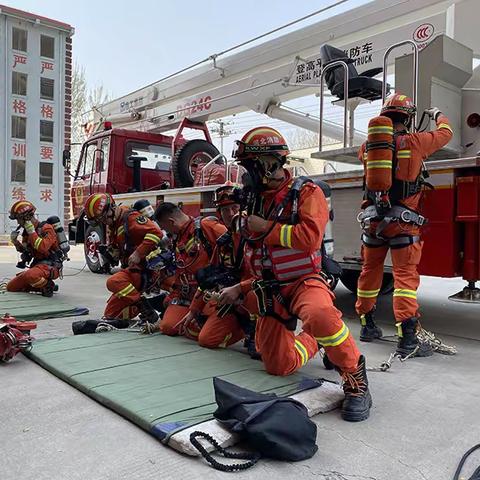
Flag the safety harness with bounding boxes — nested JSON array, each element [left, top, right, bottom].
[[359, 132, 432, 247], [248, 177, 336, 330]]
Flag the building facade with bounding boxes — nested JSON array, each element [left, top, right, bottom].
[[0, 5, 73, 239]]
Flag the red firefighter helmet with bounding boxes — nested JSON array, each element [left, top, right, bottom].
[[232, 126, 290, 161], [380, 94, 416, 118], [214, 183, 241, 208], [84, 193, 115, 222], [9, 200, 36, 220]]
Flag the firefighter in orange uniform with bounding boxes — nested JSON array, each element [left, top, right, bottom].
[[186, 184, 259, 353], [83, 193, 163, 321], [7, 200, 62, 296], [154, 202, 227, 340], [355, 94, 453, 357], [218, 127, 372, 422]]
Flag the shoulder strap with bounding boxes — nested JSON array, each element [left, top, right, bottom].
[[194, 216, 214, 258]]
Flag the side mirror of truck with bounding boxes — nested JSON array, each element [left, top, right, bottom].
[[62, 149, 71, 169]]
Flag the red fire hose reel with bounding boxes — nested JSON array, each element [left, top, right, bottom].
[[0, 314, 36, 362]]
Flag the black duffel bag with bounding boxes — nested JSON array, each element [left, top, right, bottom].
[[190, 377, 318, 471]]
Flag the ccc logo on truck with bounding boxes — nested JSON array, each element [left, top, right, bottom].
[[413, 23, 434, 42]]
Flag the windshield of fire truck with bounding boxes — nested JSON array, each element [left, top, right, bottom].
[[125, 141, 172, 171]]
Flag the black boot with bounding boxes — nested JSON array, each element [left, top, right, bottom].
[[317, 344, 335, 370], [341, 355, 372, 422], [359, 309, 383, 342], [395, 318, 433, 358], [72, 319, 129, 335], [138, 297, 159, 324], [41, 280, 55, 297]]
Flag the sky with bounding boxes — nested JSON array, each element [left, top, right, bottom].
[[3, 0, 371, 156]]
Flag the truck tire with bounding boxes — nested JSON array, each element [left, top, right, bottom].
[[171, 140, 221, 188], [340, 269, 394, 295], [84, 224, 107, 274]]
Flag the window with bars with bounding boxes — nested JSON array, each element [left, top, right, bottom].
[[12, 72, 27, 96], [40, 120, 54, 142], [12, 116, 26, 139], [12, 27, 27, 52], [40, 77, 54, 100], [40, 35, 55, 58]]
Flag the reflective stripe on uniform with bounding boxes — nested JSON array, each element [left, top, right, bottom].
[[366, 160, 392, 169], [357, 288, 380, 298], [31, 278, 47, 288], [397, 149, 411, 158], [116, 283, 136, 298], [280, 224, 293, 248], [144, 233, 161, 244], [186, 328, 199, 337], [438, 123, 453, 133], [184, 237, 196, 252], [316, 323, 350, 347], [294, 339, 309, 366], [393, 288, 417, 299], [33, 237, 43, 250], [218, 333, 232, 348], [368, 126, 393, 134], [116, 226, 125, 236]]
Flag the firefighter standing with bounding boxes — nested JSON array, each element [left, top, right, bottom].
[[154, 203, 229, 340], [7, 200, 62, 296], [355, 94, 453, 357], [83, 193, 163, 321], [218, 127, 372, 422]]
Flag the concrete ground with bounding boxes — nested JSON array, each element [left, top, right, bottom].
[[1, 245, 479, 480]]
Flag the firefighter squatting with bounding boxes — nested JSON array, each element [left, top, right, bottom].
[[4, 95, 452, 424]]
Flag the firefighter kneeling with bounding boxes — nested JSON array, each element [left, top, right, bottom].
[[7, 200, 68, 296], [83, 193, 163, 324], [356, 94, 453, 358], [187, 184, 259, 356], [217, 127, 372, 422]]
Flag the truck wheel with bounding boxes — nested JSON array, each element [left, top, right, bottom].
[[172, 140, 221, 188], [340, 269, 394, 295], [84, 224, 106, 274]]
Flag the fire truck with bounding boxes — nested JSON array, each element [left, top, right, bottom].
[[65, 0, 480, 302]]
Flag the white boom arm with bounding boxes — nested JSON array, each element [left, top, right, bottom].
[[90, 0, 479, 140]]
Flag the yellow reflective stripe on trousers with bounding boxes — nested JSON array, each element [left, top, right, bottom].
[[33, 237, 43, 250], [116, 283, 136, 298], [316, 323, 350, 347], [357, 288, 380, 298], [366, 161, 392, 169], [294, 339, 309, 366], [144, 233, 161, 244], [184, 237, 196, 253], [280, 224, 293, 248], [393, 288, 417, 299], [438, 123, 453, 133]]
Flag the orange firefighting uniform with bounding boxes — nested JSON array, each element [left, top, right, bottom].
[[241, 170, 360, 375], [104, 206, 163, 319], [189, 224, 250, 349], [159, 217, 227, 340], [355, 114, 453, 321], [7, 223, 60, 292]]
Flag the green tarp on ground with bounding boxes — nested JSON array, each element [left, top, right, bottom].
[[0, 292, 88, 320], [25, 331, 321, 441]]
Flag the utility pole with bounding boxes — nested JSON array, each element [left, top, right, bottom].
[[210, 119, 233, 154]]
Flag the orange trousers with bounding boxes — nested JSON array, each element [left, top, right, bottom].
[[160, 300, 244, 347], [7, 264, 58, 292], [104, 269, 143, 319], [355, 241, 423, 322], [256, 277, 360, 376]]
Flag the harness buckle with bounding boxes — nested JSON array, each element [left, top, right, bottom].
[[400, 210, 412, 223]]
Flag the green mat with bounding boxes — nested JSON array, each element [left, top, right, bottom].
[[25, 332, 320, 441], [0, 292, 89, 320]]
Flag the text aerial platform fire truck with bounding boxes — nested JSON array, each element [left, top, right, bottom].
[[64, 0, 480, 303]]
